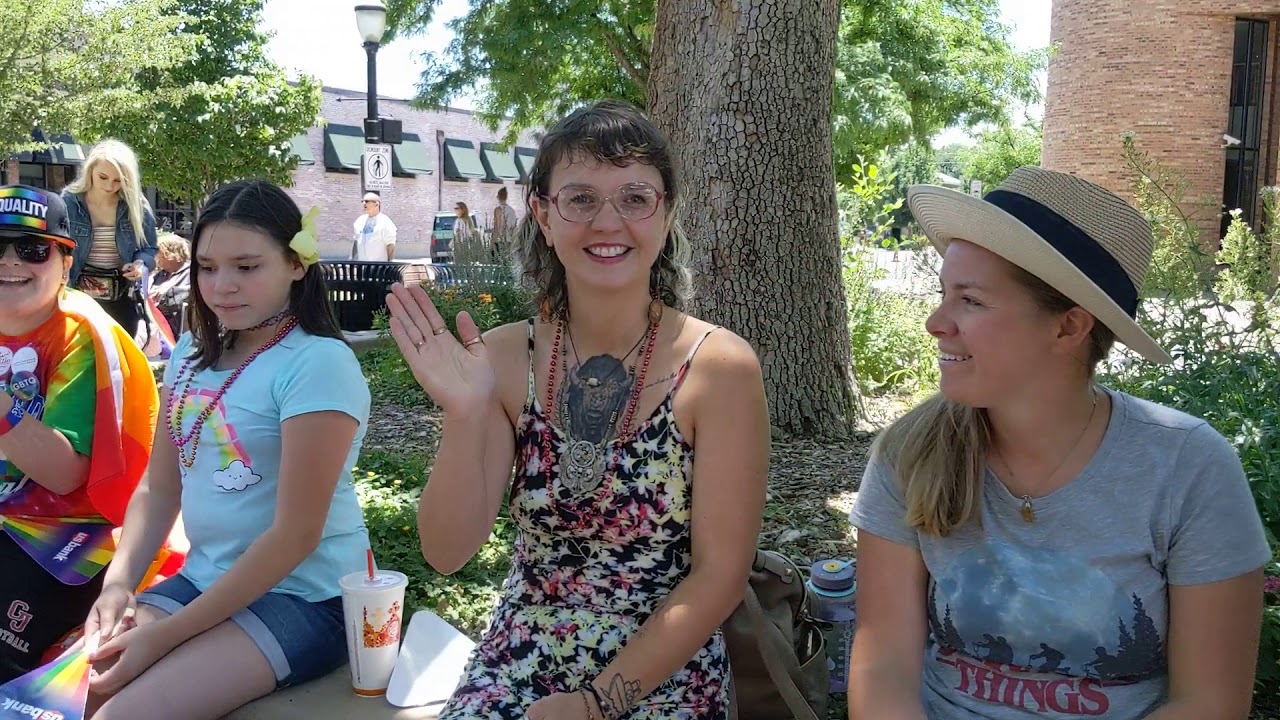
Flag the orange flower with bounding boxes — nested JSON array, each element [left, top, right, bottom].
[[478, 293, 493, 304]]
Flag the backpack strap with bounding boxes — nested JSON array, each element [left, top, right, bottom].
[[743, 584, 822, 720]]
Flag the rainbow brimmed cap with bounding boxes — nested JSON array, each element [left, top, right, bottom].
[[0, 184, 75, 248]]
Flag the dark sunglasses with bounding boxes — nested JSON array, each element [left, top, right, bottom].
[[0, 237, 59, 264]]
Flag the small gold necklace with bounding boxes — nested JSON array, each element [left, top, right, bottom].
[[994, 386, 1099, 523]]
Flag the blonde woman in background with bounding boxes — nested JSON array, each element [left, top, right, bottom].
[[62, 139, 158, 332]]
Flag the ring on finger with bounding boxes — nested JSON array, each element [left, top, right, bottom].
[[413, 339, 424, 349], [433, 327, 448, 336], [463, 337, 483, 348]]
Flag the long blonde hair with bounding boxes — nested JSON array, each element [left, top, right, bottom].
[[67, 139, 147, 246], [878, 264, 1117, 537]]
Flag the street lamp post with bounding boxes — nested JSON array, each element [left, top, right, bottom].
[[355, 3, 388, 195]]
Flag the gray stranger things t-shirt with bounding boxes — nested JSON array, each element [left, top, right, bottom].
[[849, 389, 1270, 719]]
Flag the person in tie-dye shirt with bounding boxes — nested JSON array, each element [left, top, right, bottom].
[[0, 185, 158, 682]]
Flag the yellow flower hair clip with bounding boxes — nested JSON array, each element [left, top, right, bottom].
[[290, 207, 321, 268]]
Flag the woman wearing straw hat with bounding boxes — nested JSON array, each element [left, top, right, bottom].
[[847, 167, 1268, 719]]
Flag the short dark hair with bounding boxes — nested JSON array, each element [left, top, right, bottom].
[[186, 180, 344, 370], [497, 186, 508, 201]]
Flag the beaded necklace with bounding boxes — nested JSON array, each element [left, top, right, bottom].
[[167, 317, 298, 468]]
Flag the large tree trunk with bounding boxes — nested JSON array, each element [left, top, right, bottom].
[[648, 0, 857, 439]]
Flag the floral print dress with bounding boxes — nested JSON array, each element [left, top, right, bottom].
[[438, 320, 729, 720]]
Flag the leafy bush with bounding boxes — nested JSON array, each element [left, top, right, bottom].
[[1217, 206, 1278, 304], [358, 282, 535, 408], [1121, 133, 1213, 300], [844, 245, 939, 396], [354, 450, 514, 638], [1107, 135, 1280, 698]]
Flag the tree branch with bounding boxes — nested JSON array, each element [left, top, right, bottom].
[[597, 18, 646, 90]]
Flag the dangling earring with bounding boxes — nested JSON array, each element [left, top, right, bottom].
[[648, 275, 664, 325]]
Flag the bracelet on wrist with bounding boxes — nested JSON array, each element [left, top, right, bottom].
[[581, 683, 615, 720], [0, 400, 25, 437]]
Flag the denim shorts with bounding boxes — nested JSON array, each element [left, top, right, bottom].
[[137, 574, 347, 688]]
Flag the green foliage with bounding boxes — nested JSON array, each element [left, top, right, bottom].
[[386, 0, 648, 139], [1108, 138, 1280, 700], [78, 0, 322, 205], [838, 157, 902, 244], [883, 140, 938, 228], [387, 0, 1041, 167], [0, 0, 192, 155], [1217, 210, 1277, 304], [955, 123, 1042, 192], [833, 0, 1045, 176], [843, 246, 938, 395], [354, 450, 513, 638], [360, 282, 535, 409], [428, 282, 535, 337], [1121, 134, 1214, 300]]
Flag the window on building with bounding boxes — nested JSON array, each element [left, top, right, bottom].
[[18, 162, 46, 188], [1222, 18, 1270, 236]]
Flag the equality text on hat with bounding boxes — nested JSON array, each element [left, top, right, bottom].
[[0, 187, 52, 233]]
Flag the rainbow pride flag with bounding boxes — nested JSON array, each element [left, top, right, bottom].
[[1, 290, 158, 582], [0, 516, 115, 586], [60, 290, 159, 527], [0, 650, 90, 720]]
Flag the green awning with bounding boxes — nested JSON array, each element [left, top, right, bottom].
[[290, 134, 315, 165], [442, 138, 487, 180], [392, 132, 433, 176], [514, 146, 538, 183], [49, 134, 85, 164], [480, 143, 520, 182], [12, 130, 84, 164], [323, 124, 364, 171]]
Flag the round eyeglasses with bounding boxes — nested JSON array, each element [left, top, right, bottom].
[[544, 182, 665, 223]]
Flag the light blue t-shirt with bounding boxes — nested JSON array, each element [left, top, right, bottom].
[[163, 328, 372, 602]]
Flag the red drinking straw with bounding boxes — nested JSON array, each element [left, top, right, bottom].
[[366, 548, 375, 581]]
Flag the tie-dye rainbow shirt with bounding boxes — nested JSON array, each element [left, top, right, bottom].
[[0, 309, 97, 518]]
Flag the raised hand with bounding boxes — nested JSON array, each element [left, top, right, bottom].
[[386, 283, 497, 415]]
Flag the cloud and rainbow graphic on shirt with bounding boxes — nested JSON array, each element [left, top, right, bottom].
[[0, 649, 90, 720], [172, 388, 259, 491]]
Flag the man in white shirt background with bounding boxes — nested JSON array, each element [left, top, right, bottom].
[[351, 192, 397, 261]]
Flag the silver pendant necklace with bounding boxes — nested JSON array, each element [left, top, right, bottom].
[[548, 315, 658, 495]]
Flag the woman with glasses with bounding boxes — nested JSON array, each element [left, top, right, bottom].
[[0, 185, 157, 682], [385, 100, 769, 720]]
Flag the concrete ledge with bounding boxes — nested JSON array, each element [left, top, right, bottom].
[[224, 666, 441, 720]]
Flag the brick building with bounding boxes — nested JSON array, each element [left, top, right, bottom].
[[3, 88, 542, 260], [291, 87, 541, 259], [1042, 0, 1280, 241]]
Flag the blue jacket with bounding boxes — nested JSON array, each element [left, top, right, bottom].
[[62, 190, 159, 286]]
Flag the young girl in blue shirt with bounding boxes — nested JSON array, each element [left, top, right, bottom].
[[82, 180, 373, 719]]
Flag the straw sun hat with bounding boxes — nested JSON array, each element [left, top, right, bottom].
[[907, 166, 1172, 364]]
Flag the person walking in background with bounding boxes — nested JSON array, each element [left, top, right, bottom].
[[453, 201, 478, 243], [62, 139, 159, 333], [351, 192, 396, 261], [491, 186, 519, 261]]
